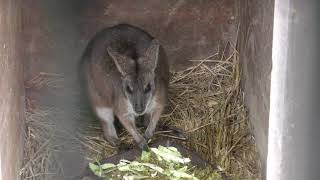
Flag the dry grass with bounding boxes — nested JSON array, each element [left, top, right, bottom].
[[77, 125, 118, 162], [78, 124, 151, 162], [25, 72, 64, 90], [20, 108, 63, 180], [162, 47, 261, 179], [80, 45, 262, 179], [21, 73, 65, 180]]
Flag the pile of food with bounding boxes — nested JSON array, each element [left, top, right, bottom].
[[89, 146, 223, 180]]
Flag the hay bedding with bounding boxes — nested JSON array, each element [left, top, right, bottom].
[[80, 46, 261, 179], [20, 109, 63, 180], [21, 73, 65, 180], [163, 49, 261, 179], [21, 46, 261, 179]]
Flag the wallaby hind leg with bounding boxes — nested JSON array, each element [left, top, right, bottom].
[[117, 114, 148, 150], [95, 107, 119, 146]]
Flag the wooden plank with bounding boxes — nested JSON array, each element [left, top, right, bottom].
[[0, 0, 24, 179]]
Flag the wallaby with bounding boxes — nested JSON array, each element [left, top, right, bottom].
[[80, 24, 169, 150]]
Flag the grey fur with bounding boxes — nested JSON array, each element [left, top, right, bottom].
[[80, 24, 169, 150]]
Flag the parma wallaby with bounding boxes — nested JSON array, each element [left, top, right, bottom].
[[80, 24, 169, 150]]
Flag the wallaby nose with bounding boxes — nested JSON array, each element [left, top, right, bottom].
[[135, 97, 145, 114], [135, 107, 144, 114], [135, 104, 144, 114]]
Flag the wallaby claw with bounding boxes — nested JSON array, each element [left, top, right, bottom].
[[138, 140, 149, 151], [143, 132, 152, 142]]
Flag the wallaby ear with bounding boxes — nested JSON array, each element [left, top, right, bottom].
[[141, 39, 160, 72], [107, 47, 135, 77]]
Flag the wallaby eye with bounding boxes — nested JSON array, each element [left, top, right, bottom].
[[126, 85, 133, 94], [144, 83, 151, 93]]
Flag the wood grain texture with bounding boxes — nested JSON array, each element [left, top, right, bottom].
[[0, 0, 25, 179], [238, 0, 274, 178]]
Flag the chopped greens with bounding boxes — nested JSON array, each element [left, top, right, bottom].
[[89, 146, 223, 180]]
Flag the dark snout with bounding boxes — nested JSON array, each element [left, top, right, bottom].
[[134, 97, 146, 114], [134, 104, 145, 114]]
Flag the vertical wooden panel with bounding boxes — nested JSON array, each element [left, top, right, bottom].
[[0, 0, 24, 179], [268, 0, 320, 179], [238, 0, 274, 178]]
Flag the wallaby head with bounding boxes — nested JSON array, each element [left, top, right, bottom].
[[107, 39, 160, 116]]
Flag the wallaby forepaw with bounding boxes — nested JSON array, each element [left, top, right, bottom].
[[143, 132, 152, 142], [138, 140, 149, 151]]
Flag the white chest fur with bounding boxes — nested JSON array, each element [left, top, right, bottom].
[[95, 107, 114, 122]]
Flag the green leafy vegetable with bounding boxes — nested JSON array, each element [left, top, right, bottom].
[[88, 146, 223, 180], [101, 163, 116, 170], [150, 146, 191, 164], [89, 163, 103, 177], [141, 151, 151, 161]]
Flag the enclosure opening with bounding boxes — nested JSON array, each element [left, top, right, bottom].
[[14, 0, 272, 179]]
